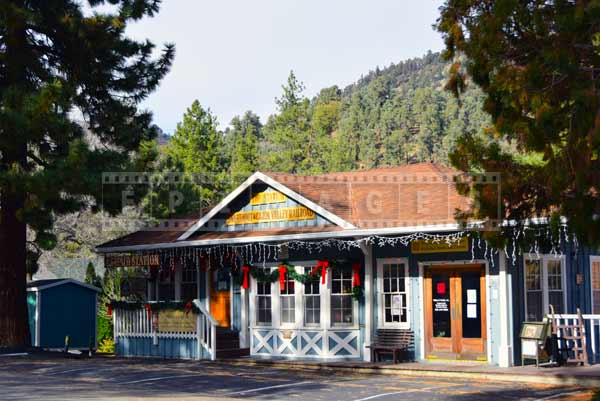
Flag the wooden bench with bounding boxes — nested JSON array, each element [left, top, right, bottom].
[[368, 329, 414, 363]]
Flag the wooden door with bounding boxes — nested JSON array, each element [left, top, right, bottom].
[[424, 265, 487, 361], [209, 269, 231, 328]]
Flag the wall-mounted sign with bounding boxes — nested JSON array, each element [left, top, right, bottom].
[[226, 206, 316, 226], [250, 191, 287, 205], [158, 310, 197, 333], [410, 237, 469, 254], [105, 254, 160, 268]]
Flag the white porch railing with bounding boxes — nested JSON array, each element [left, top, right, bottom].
[[193, 299, 218, 361], [546, 313, 600, 364], [112, 300, 218, 360]]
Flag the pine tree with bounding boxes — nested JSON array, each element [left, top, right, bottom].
[[0, 0, 173, 346], [84, 262, 100, 289], [228, 112, 261, 187], [146, 101, 227, 218], [438, 0, 600, 244], [262, 71, 317, 173]]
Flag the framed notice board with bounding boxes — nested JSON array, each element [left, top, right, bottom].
[[520, 321, 550, 367], [520, 322, 547, 340]]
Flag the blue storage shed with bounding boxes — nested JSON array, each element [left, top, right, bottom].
[[27, 279, 100, 350]]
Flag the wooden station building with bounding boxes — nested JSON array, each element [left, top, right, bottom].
[[96, 162, 600, 366]]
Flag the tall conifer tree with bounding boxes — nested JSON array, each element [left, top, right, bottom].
[[228, 111, 261, 187], [145, 100, 226, 219], [437, 0, 600, 244], [0, 0, 173, 346]]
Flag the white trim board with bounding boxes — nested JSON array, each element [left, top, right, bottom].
[[177, 171, 356, 241]]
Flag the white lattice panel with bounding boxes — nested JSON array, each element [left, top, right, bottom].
[[250, 328, 360, 358]]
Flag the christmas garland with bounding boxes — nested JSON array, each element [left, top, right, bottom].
[[233, 259, 364, 301]]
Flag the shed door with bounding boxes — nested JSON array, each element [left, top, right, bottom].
[[424, 265, 487, 361]]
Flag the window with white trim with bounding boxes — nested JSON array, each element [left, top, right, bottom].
[[377, 258, 409, 328], [331, 265, 354, 325], [382, 262, 408, 324], [158, 269, 174, 301], [591, 256, 600, 314], [304, 267, 320, 325], [181, 263, 197, 301], [256, 269, 272, 325], [280, 271, 295, 324], [524, 255, 566, 321]]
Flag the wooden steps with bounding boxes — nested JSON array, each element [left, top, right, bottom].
[[215, 327, 249, 359]]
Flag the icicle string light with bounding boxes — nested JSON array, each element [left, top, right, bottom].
[[111, 225, 575, 272]]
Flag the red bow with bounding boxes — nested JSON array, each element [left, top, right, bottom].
[[144, 303, 152, 319], [352, 262, 362, 287], [278, 264, 287, 291], [311, 260, 329, 284], [185, 301, 193, 315], [241, 265, 250, 289], [106, 303, 112, 317]]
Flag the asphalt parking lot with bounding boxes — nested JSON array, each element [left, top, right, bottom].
[[0, 354, 590, 401]]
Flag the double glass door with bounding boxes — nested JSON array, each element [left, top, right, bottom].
[[424, 265, 487, 361]]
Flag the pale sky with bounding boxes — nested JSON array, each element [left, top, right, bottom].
[[125, 0, 445, 133]]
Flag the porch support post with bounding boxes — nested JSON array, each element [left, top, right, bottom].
[[360, 240, 374, 362], [174, 259, 182, 301], [205, 269, 210, 309], [498, 251, 514, 367], [240, 286, 249, 348]]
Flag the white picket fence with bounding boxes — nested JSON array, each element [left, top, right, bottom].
[[546, 313, 600, 364], [112, 300, 218, 360]]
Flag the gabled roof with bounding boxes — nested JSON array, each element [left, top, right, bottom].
[[27, 279, 101, 292], [177, 171, 357, 241], [96, 162, 473, 252]]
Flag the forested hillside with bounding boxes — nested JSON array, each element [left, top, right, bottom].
[[226, 51, 491, 179]]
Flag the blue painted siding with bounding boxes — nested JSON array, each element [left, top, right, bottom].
[[508, 239, 600, 365], [37, 283, 97, 349], [508, 237, 580, 365], [116, 337, 199, 360], [372, 237, 501, 364]]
